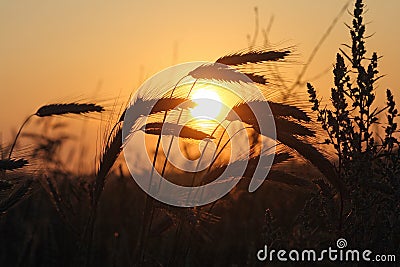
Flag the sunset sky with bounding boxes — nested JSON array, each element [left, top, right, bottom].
[[1, 0, 399, 144]]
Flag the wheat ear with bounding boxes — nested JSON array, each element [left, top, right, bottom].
[[9, 102, 105, 158], [216, 49, 290, 66], [83, 125, 122, 267], [0, 158, 28, 171]]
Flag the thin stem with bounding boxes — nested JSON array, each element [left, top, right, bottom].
[[283, 1, 350, 101], [204, 126, 253, 216], [155, 79, 198, 266], [191, 120, 228, 187], [189, 120, 231, 202], [8, 114, 34, 159], [138, 75, 187, 265], [148, 75, 188, 188], [208, 121, 232, 171], [206, 126, 253, 174], [160, 79, 198, 179]]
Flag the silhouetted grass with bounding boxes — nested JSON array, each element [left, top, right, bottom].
[[1, 1, 398, 266]]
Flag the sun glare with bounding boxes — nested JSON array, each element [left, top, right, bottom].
[[190, 87, 223, 120]]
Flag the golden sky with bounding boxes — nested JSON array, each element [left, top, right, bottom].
[[1, 0, 399, 144]]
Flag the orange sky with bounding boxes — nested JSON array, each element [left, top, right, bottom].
[[1, 0, 399, 146]]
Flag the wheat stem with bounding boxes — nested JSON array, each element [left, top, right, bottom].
[[137, 75, 187, 265], [160, 79, 198, 178], [206, 126, 253, 174], [8, 114, 34, 159], [190, 120, 227, 186]]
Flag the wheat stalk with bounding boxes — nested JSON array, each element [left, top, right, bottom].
[[143, 78, 200, 264], [268, 102, 310, 121], [244, 73, 267, 84], [227, 103, 313, 138], [276, 131, 344, 193], [223, 100, 342, 191], [216, 49, 290, 66], [142, 122, 214, 140], [117, 97, 196, 145], [189, 120, 229, 189], [92, 125, 122, 207], [228, 101, 310, 122], [118, 97, 196, 123], [0, 158, 28, 171], [83, 124, 123, 267], [8, 115, 34, 158], [35, 103, 104, 117], [189, 63, 253, 83], [135, 76, 191, 264], [206, 126, 253, 174], [8, 102, 105, 158], [274, 117, 315, 137]]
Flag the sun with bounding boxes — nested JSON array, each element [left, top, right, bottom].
[[190, 87, 223, 120]]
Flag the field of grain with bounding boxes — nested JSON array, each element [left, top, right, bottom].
[[1, 1, 399, 266]]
